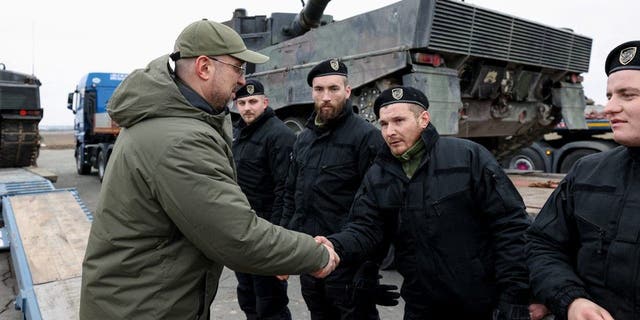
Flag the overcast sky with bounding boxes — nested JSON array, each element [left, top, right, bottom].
[[1, 0, 637, 127]]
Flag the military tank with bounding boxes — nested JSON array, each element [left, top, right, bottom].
[[225, 0, 592, 159], [0, 64, 43, 167]]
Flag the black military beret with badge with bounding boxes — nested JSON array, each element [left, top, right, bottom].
[[235, 79, 265, 100], [373, 86, 430, 118], [605, 40, 640, 75], [307, 58, 348, 86]]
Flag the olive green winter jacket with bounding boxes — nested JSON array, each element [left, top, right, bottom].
[[79, 55, 328, 320]]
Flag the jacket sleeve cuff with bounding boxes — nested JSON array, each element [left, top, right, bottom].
[[318, 246, 330, 270], [552, 286, 590, 319], [326, 235, 350, 264]]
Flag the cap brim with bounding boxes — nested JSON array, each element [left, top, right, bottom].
[[230, 49, 269, 64]]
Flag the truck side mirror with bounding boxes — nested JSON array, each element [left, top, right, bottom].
[[67, 92, 76, 114]]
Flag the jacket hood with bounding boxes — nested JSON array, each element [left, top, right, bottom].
[[108, 54, 225, 130]]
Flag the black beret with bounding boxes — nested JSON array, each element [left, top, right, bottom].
[[374, 86, 429, 119], [235, 79, 264, 100], [605, 40, 640, 76], [307, 58, 348, 86]]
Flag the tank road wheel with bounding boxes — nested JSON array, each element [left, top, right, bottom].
[[352, 86, 381, 125], [283, 117, 307, 135], [97, 150, 108, 182], [75, 145, 91, 175]]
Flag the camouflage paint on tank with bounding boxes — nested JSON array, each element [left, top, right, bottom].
[[226, 0, 592, 158]]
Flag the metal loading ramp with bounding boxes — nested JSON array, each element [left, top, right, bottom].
[[2, 189, 91, 320]]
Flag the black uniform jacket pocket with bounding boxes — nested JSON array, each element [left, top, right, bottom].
[[573, 182, 621, 289]]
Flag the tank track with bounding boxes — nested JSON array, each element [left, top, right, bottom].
[[0, 119, 41, 167]]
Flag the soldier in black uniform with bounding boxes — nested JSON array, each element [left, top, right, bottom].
[[280, 59, 386, 320], [320, 86, 547, 320], [232, 79, 296, 320], [525, 40, 640, 320]]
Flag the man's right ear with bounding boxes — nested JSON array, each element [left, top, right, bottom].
[[420, 110, 430, 128], [195, 56, 214, 80]]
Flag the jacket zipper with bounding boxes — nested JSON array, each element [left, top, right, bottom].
[[575, 214, 607, 255]]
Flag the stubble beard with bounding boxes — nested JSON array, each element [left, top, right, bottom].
[[241, 113, 255, 124], [315, 99, 345, 123], [211, 92, 233, 111]]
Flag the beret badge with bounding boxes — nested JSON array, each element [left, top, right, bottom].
[[391, 88, 404, 100], [246, 84, 255, 95], [330, 59, 340, 71], [620, 47, 637, 65]]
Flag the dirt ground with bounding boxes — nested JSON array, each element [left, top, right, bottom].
[[39, 130, 75, 149]]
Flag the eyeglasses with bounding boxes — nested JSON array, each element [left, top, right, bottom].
[[207, 56, 246, 75]]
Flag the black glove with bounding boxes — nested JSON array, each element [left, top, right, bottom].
[[374, 280, 401, 306], [492, 302, 530, 320], [352, 261, 401, 307]]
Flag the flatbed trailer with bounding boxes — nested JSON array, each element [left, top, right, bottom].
[[0, 168, 91, 320], [3, 189, 92, 320]]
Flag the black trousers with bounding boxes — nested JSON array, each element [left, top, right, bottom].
[[235, 271, 291, 320], [300, 274, 379, 320], [403, 303, 494, 320]]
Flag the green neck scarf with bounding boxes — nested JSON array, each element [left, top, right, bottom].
[[393, 138, 425, 178]]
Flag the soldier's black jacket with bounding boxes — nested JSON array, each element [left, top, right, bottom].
[[280, 101, 383, 237], [328, 124, 531, 315], [526, 146, 640, 320], [232, 107, 295, 224]]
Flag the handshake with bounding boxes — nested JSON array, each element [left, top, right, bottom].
[[276, 235, 339, 281], [311, 236, 340, 278], [279, 235, 400, 307]]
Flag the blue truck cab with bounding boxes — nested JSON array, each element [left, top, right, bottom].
[[67, 72, 127, 181]]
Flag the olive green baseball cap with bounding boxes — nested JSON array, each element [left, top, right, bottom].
[[171, 19, 269, 64]]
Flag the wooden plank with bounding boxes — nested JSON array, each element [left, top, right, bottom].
[[9, 191, 90, 284], [508, 173, 564, 217], [516, 186, 555, 216], [33, 277, 81, 320]]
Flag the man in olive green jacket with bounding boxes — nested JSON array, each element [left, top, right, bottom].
[[79, 19, 338, 320]]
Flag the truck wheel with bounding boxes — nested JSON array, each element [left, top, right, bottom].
[[560, 149, 596, 173], [98, 150, 108, 182], [75, 146, 91, 175], [283, 117, 306, 135], [507, 147, 544, 171]]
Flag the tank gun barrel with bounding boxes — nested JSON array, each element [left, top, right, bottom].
[[284, 0, 331, 37]]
